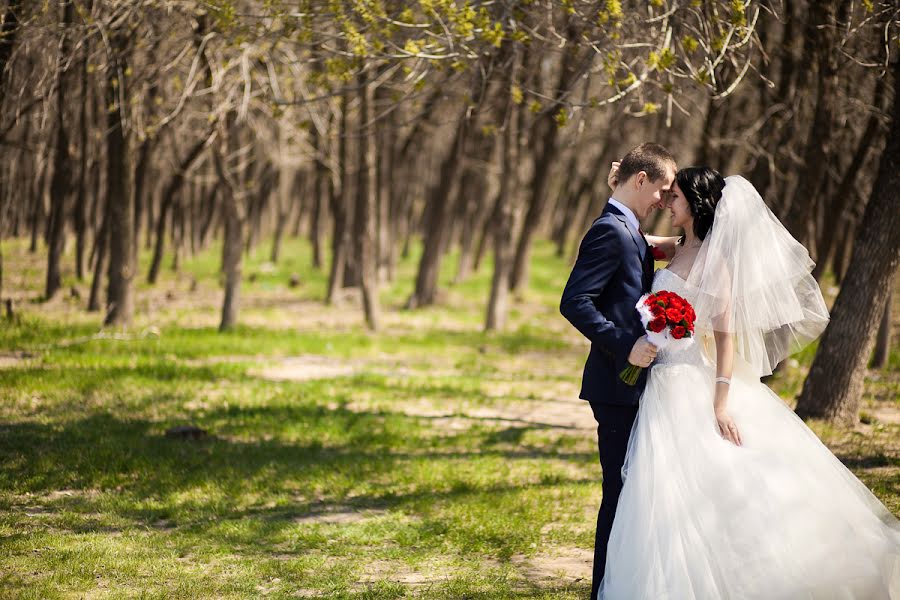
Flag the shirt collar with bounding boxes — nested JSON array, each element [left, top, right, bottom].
[[608, 198, 641, 233]]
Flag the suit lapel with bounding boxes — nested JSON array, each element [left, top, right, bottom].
[[605, 204, 646, 260]]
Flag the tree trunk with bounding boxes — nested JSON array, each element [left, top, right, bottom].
[[147, 128, 213, 283], [406, 71, 487, 308], [355, 69, 380, 330], [870, 291, 891, 369], [87, 206, 108, 312], [29, 141, 48, 254], [781, 0, 847, 245], [555, 130, 615, 257], [45, 0, 75, 300], [219, 186, 244, 331], [509, 33, 582, 294], [73, 27, 91, 281], [794, 58, 900, 424], [215, 115, 245, 332], [454, 127, 496, 283], [327, 90, 350, 304], [812, 76, 886, 280], [486, 49, 520, 331], [376, 87, 394, 282], [103, 32, 134, 327], [132, 136, 155, 266], [272, 162, 293, 264], [309, 125, 327, 269]]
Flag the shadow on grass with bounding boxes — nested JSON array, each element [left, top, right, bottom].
[[1, 361, 241, 392], [0, 403, 597, 521]]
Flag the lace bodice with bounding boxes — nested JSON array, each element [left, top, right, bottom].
[[651, 269, 713, 369]]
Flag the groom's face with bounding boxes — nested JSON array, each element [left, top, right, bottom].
[[633, 165, 676, 220]]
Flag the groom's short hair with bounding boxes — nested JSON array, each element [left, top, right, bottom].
[[617, 143, 676, 184]]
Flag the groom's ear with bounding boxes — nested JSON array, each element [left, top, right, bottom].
[[635, 171, 647, 188]]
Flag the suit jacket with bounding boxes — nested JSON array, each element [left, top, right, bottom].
[[560, 203, 655, 406]]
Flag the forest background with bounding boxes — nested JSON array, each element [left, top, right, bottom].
[[0, 1, 898, 597]]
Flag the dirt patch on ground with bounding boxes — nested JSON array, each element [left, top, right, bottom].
[[511, 546, 593, 584], [293, 507, 387, 525], [256, 355, 594, 430], [253, 355, 358, 382], [0, 351, 34, 368]]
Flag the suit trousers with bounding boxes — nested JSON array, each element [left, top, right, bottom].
[[589, 401, 639, 600]]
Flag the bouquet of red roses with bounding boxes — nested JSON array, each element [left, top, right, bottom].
[[619, 290, 697, 385]]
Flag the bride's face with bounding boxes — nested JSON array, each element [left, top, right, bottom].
[[668, 181, 694, 230]]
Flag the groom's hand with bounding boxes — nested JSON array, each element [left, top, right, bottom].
[[628, 336, 658, 368]]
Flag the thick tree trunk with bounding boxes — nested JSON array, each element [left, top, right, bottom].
[[103, 32, 134, 327], [355, 69, 380, 330], [795, 59, 900, 424]]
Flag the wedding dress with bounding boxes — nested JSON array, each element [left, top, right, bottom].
[[597, 266, 900, 600]]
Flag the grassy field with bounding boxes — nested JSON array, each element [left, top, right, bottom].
[[1, 235, 897, 599]]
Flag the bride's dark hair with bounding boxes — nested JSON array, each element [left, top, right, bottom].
[[675, 166, 726, 243]]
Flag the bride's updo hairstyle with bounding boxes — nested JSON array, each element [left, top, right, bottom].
[[675, 166, 726, 243]]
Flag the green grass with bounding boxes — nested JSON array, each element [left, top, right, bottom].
[[0, 234, 897, 598]]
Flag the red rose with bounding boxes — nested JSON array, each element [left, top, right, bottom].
[[687, 307, 696, 322], [650, 246, 666, 261], [648, 316, 667, 333], [665, 307, 683, 322], [671, 325, 687, 339], [650, 304, 665, 317]]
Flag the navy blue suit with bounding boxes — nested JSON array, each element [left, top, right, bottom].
[[559, 203, 654, 599]]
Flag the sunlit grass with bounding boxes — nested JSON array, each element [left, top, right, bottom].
[[0, 233, 896, 598]]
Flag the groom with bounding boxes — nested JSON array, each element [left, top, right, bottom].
[[560, 142, 676, 599]]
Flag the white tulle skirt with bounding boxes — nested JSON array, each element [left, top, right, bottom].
[[598, 359, 900, 600]]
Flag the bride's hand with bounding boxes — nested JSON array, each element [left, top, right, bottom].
[[715, 409, 743, 446], [607, 161, 620, 190]]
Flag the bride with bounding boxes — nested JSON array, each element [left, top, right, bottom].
[[599, 166, 900, 599]]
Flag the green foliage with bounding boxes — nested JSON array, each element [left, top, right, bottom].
[[648, 48, 676, 72], [554, 107, 569, 128], [681, 35, 699, 54]]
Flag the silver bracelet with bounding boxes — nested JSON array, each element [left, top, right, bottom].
[[715, 377, 731, 385]]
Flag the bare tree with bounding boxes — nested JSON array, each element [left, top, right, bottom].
[[795, 57, 900, 424]]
